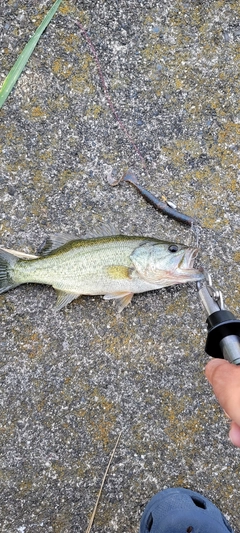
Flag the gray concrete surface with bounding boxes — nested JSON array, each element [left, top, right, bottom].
[[0, 1, 240, 532]]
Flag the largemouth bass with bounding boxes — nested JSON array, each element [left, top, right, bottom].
[[0, 228, 204, 312]]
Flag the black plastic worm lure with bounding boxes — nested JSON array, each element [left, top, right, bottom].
[[123, 170, 197, 227]]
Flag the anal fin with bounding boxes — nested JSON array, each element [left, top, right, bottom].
[[55, 290, 81, 311]]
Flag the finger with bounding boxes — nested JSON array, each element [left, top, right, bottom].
[[205, 359, 240, 425], [205, 358, 230, 385], [229, 422, 240, 447]]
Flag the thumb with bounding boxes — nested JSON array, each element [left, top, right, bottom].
[[205, 358, 240, 426]]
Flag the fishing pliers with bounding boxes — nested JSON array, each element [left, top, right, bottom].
[[197, 272, 240, 365]]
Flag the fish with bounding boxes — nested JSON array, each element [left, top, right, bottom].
[[0, 227, 204, 312], [122, 170, 198, 226]]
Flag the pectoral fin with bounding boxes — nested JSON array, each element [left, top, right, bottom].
[[107, 265, 132, 280], [103, 291, 134, 312], [55, 290, 81, 311]]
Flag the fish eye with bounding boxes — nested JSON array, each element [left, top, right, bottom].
[[168, 245, 178, 253]]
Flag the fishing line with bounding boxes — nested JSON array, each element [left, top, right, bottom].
[[75, 20, 198, 228], [75, 20, 147, 169]]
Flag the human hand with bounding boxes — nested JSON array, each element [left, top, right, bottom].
[[205, 359, 240, 447]]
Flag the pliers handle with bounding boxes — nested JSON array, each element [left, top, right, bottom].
[[197, 273, 240, 365]]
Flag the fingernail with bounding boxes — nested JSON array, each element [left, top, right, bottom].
[[205, 359, 229, 384], [224, 410, 231, 420], [229, 424, 240, 447]]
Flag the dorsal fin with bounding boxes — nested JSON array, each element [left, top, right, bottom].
[[38, 224, 120, 256], [38, 233, 79, 256], [84, 223, 119, 239]]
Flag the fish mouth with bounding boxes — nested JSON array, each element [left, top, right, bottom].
[[178, 248, 203, 275], [187, 248, 199, 269], [177, 247, 197, 269]]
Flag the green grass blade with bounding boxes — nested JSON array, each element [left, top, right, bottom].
[[0, 0, 63, 109]]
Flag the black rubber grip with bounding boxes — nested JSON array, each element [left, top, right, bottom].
[[205, 310, 240, 358]]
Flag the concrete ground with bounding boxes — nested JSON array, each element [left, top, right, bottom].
[[1, 1, 239, 532]]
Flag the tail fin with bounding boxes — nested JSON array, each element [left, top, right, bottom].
[[0, 247, 19, 294]]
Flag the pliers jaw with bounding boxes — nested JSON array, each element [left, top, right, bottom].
[[196, 272, 224, 316]]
